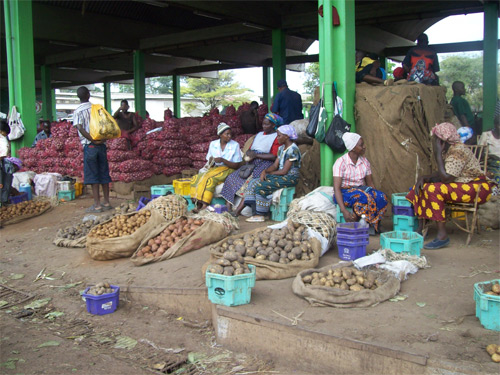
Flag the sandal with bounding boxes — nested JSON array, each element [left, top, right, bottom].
[[101, 204, 113, 211], [85, 205, 102, 213], [246, 216, 265, 223], [423, 237, 450, 250]]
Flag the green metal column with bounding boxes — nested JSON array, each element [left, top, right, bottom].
[[4, 0, 37, 152], [41, 65, 54, 121], [133, 50, 146, 117], [262, 67, 271, 108], [319, 0, 356, 186], [51, 89, 56, 121], [103, 82, 112, 113], [271, 29, 286, 97], [483, 2, 499, 131], [173, 75, 181, 118]]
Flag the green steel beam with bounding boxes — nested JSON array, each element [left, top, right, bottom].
[[133, 50, 146, 117], [271, 28, 286, 98], [173, 75, 181, 118], [483, 2, 499, 131], [319, 0, 356, 186], [103, 82, 112, 113], [262, 66, 271, 108], [4, 0, 37, 153], [41, 65, 54, 121]]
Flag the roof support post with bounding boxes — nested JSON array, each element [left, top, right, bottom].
[[483, 2, 499, 131], [133, 50, 146, 118], [4, 0, 37, 153], [272, 28, 286, 98], [173, 74, 181, 118], [41, 65, 55, 121], [319, 0, 356, 186], [262, 66, 271, 108], [103, 82, 112, 113]]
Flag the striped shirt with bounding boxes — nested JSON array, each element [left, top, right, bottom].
[[73, 102, 92, 145], [332, 153, 372, 188]]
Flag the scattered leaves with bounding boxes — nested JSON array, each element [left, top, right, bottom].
[[37, 341, 60, 348], [24, 298, 51, 310], [114, 336, 137, 350], [10, 273, 24, 280]]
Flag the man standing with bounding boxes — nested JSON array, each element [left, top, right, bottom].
[[32, 120, 52, 147], [73, 86, 112, 213], [113, 99, 139, 148], [272, 80, 304, 125], [403, 33, 439, 86], [239, 101, 260, 134]]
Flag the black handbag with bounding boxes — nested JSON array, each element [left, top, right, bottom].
[[306, 102, 320, 138], [324, 85, 351, 152], [238, 164, 255, 179]]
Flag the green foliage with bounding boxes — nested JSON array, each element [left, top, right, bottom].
[[385, 60, 397, 79], [303, 62, 320, 95], [148, 76, 173, 94], [181, 71, 252, 114]]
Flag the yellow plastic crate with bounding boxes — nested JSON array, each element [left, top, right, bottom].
[[173, 178, 191, 196]]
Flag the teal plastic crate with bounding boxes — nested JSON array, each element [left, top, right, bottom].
[[211, 197, 226, 206], [281, 187, 295, 205], [58, 189, 76, 201], [270, 204, 287, 221], [151, 185, 174, 196], [473, 279, 500, 331], [391, 192, 412, 207], [380, 231, 423, 256], [335, 204, 353, 224], [182, 195, 196, 211], [206, 265, 256, 307], [393, 215, 418, 232]]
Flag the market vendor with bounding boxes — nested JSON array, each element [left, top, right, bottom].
[[0, 119, 12, 207], [243, 125, 301, 223], [406, 122, 493, 249], [32, 120, 52, 147], [190, 123, 243, 211], [113, 100, 139, 149], [479, 115, 500, 194], [333, 132, 388, 235], [221, 113, 282, 216]]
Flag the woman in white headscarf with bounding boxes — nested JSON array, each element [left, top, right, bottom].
[[190, 123, 243, 211], [332, 132, 388, 234]]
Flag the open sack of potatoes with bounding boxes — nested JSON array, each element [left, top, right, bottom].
[[54, 213, 114, 248], [0, 200, 52, 226], [131, 215, 227, 266], [203, 222, 322, 280], [86, 209, 166, 260], [292, 262, 401, 308]]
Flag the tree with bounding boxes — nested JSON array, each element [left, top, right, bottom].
[[303, 62, 319, 95], [181, 71, 252, 113], [148, 76, 173, 94]]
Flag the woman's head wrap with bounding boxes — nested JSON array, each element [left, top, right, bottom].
[[431, 122, 460, 144], [264, 113, 283, 127], [6, 157, 22, 169], [342, 132, 362, 152], [457, 127, 474, 143], [277, 125, 298, 140], [217, 122, 231, 136]]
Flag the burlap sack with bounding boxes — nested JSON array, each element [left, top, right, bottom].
[[295, 140, 321, 197], [144, 194, 188, 221], [53, 236, 86, 248], [1, 205, 53, 226], [290, 119, 314, 145], [86, 210, 166, 261], [292, 261, 400, 308], [131, 218, 228, 266], [202, 227, 322, 280]]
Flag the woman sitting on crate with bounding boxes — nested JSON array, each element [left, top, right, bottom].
[[221, 113, 282, 216], [406, 122, 493, 249], [242, 125, 301, 223], [190, 123, 243, 211], [333, 132, 388, 235]]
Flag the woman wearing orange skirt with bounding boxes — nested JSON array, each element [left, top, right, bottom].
[[406, 122, 493, 249]]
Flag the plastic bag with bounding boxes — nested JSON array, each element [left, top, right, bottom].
[[89, 104, 121, 141], [306, 103, 320, 138], [324, 114, 351, 152], [8, 106, 25, 141], [315, 100, 327, 143]]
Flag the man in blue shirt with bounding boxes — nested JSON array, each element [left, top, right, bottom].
[[32, 120, 51, 147], [272, 80, 303, 125]]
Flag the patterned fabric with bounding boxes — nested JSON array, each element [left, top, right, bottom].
[[277, 143, 301, 171], [332, 153, 372, 188], [444, 143, 483, 183], [278, 125, 298, 140], [406, 178, 492, 222], [264, 113, 283, 128], [206, 139, 242, 166], [479, 130, 500, 159], [431, 122, 460, 144], [487, 159, 500, 191], [190, 166, 234, 204], [333, 187, 388, 231], [73, 102, 92, 145]]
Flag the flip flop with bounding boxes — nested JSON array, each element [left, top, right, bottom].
[[85, 205, 102, 213], [101, 204, 113, 211], [246, 216, 265, 223], [423, 237, 450, 250]]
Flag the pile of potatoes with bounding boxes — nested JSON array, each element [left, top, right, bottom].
[[0, 200, 50, 222], [57, 214, 113, 240], [207, 250, 252, 276], [212, 223, 313, 264], [85, 282, 115, 296], [136, 217, 205, 258], [88, 210, 151, 239], [486, 344, 500, 363], [302, 266, 379, 291], [484, 283, 500, 296]]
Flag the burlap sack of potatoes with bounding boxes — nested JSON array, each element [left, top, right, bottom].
[[292, 262, 400, 308], [86, 210, 166, 261], [53, 236, 87, 248], [202, 227, 322, 280], [1, 204, 52, 226], [131, 218, 227, 266]]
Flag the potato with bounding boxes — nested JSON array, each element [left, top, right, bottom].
[[231, 261, 243, 269], [350, 284, 364, 292], [279, 258, 287, 264], [234, 245, 246, 256], [346, 277, 357, 286], [208, 265, 224, 274], [246, 247, 257, 257], [492, 353, 500, 363], [492, 284, 500, 294], [301, 254, 310, 261], [356, 276, 365, 285], [342, 269, 353, 280], [255, 254, 266, 260], [339, 281, 349, 290], [486, 344, 498, 356], [269, 253, 280, 262], [363, 279, 374, 289], [311, 278, 321, 286], [319, 277, 327, 285], [333, 276, 343, 284], [302, 275, 313, 283], [223, 266, 235, 275], [287, 252, 296, 261], [223, 251, 239, 261], [216, 258, 232, 266], [234, 268, 245, 275]]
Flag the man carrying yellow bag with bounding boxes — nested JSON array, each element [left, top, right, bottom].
[[73, 87, 120, 213]]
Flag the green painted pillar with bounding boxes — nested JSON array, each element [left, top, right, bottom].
[[41, 65, 54, 122], [319, 0, 356, 186], [262, 67, 271, 108], [271, 29, 286, 97], [483, 2, 499, 131], [103, 82, 112, 113], [51, 90, 56, 121], [133, 50, 146, 117], [173, 75, 181, 118], [4, 0, 37, 153]]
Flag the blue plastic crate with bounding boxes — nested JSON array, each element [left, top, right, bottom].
[[392, 205, 414, 216], [380, 231, 423, 256], [474, 279, 500, 331], [58, 189, 76, 201], [337, 238, 369, 261], [206, 265, 256, 307], [82, 285, 120, 315], [391, 193, 412, 207], [9, 192, 29, 204], [136, 196, 151, 211], [270, 204, 287, 221], [182, 195, 196, 211], [210, 204, 228, 214], [151, 185, 174, 196], [151, 194, 162, 200], [393, 215, 418, 232], [337, 222, 370, 237], [335, 204, 353, 224]]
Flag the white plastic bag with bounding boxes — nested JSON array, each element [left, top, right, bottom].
[[8, 106, 26, 141]]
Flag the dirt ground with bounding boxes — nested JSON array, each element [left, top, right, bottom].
[[1, 195, 499, 374]]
